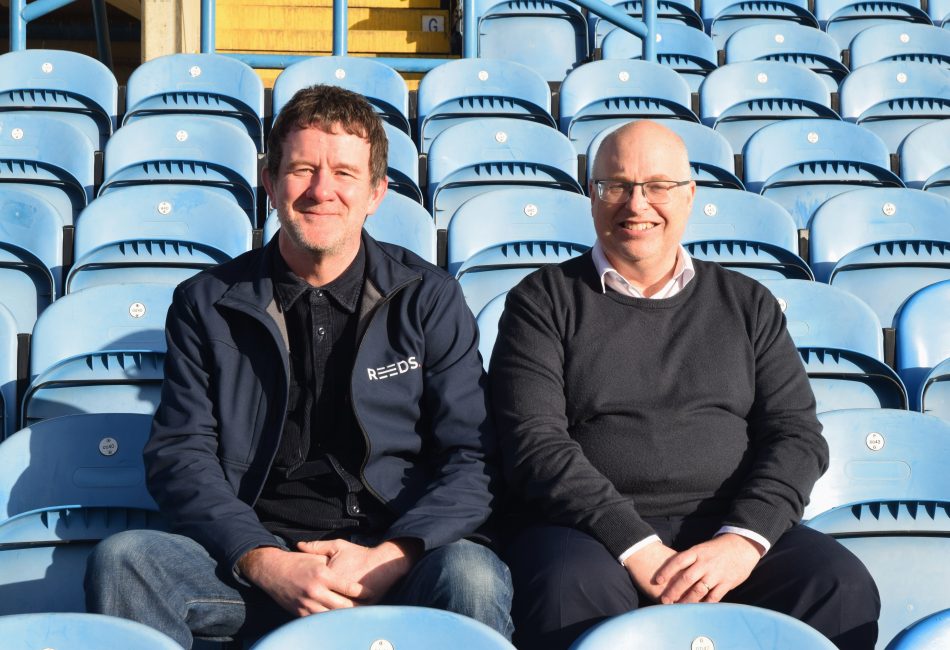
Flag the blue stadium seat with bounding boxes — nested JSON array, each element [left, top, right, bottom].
[[264, 191, 438, 264], [446, 187, 594, 314], [685, 187, 812, 279], [426, 118, 583, 230], [0, 186, 64, 331], [743, 118, 901, 228], [474, 0, 589, 83], [808, 188, 950, 325], [249, 605, 516, 649], [886, 608, 950, 650], [895, 279, 950, 410], [0, 613, 180, 648], [838, 61, 950, 154], [0, 303, 16, 440], [805, 409, 950, 518], [724, 23, 849, 93], [0, 49, 117, 150], [0, 112, 95, 226], [703, 0, 820, 50], [124, 52, 265, 152], [271, 56, 410, 135], [416, 58, 555, 155], [67, 186, 253, 293], [919, 358, 950, 421], [899, 120, 950, 198], [807, 499, 950, 649], [364, 191, 438, 264], [600, 22, 718, 93], [699, 61, 838, 153], [760, 279, 907, 411], [476, 291, 508, 370], [928, 0, 950, 25], [0, 413, 164, 614], [814, 0, 932, 51], [569, 603, 837, 649], [22, 283, 173, 427], [849, 23, 950, 68], [99, 115, 259, 224], [589, 0, 704, 49], [587, 121, 743, 190], [559, 59, 697, 154], [382, 121, 422, 204]]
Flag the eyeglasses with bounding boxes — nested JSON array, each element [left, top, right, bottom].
[[593, 179, 691, 205]]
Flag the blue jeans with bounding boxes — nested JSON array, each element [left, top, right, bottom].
[[85, 530, 514, 649]]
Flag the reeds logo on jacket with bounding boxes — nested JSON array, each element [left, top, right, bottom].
[[367, 356, 420, 381]]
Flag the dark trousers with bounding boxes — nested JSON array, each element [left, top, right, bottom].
[[505, 519, 880, 650]]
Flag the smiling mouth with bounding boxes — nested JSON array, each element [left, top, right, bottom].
[[620, 222, 657, 231]]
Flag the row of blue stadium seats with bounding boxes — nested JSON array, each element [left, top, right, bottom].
[[0, 97, 947, 237], [2, 602, 950, 649], [2, 46, 947, 158], [1, 182, 948, 331], [0, 406, 947, 649], [0, 271, 947, 446]]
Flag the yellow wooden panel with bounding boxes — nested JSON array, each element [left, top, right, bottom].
[[219, 0, 442, 8], [216, 7, 448, 32], [218, 29, 450, 54]]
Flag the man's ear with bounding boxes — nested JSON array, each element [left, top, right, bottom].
[[261, 167, 275, 208], [366, 177, 389, 216]]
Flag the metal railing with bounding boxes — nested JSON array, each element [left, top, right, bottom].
[[7, 0, 657, 73]]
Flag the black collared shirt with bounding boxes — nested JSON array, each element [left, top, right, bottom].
[[254, 246, 389, 544]]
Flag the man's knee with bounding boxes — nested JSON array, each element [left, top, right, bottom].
[[420, 540, 513, 605]]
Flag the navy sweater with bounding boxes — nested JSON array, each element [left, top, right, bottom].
[[489, 254, 827, 558]]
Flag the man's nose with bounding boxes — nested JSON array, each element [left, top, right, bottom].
[[306, 170, 335, 200], [626, 183, 650, 210]]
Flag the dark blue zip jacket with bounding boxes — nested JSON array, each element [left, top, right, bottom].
[[145, 233, 498, 580]]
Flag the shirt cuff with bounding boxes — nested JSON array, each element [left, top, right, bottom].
[[617, 535, 661, 565], [716, 526, 771, 556]]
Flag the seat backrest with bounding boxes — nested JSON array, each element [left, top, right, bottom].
[[849, 23, 950, 68], [0, 49, 117, 150], [0, 111, 96, 225], [427, 118, 582, 229], [702, 0, 811, 21], [272, 56, 410, 134], [686, 187, 799, 251], [68, 186, 253, 292], [446, 187, 595, 275], [587, 121, 741, 189], [0, 185, 64, 298], [0, 303, 17, 440], [29, 283, 174, 379], [699, 60, 832, 123], [839, 60, 950, 121], [899, 120, 950, 190], [100, 115, 259, 222], [571, 603, 837, 649], [559, 58, 695, 135], [476, 292, 508, 371], [381, 121, 422, 203], [895, 279, 950, 409], [0, 612, 180, 649], [364, 191, 438, 264], [600, 20, 717, 65], [885, 608, 950, 650], [814, 0, 924, 22], [759, 279, 884, 358], [474, 0, 589, 82], [124, 52, 265, 150], [808, 187, 950, 282], [250, 605, 516, 649], [417, 58, 553, 154], [805, 408, 950, 519], [0, 412, 157, 521], [724, 22, 843, 63], [743, 118, 895, 190]]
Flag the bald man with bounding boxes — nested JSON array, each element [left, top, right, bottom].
[[490, 121, 879, 650]]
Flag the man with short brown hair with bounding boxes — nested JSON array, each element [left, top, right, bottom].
[[86, 85, 512, 648]]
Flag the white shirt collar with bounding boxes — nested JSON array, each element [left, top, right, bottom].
[[592, 241, 695, 299]]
